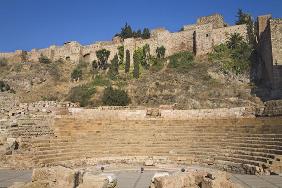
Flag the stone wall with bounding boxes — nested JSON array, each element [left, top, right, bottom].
[[270, 19, 282, 66], [257, 16, 282, 93], [257, 16, 273, 88], [67, 106, 254, 120], [212, 24, 248, 45], [258, 15, 272, 38], [196, 14, 225, 29], [0, 14, 247, 64]]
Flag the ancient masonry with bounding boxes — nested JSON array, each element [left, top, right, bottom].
[[257, 15, 282, 97], [0, 14, 247, 63], [1, 14, 281, 92]]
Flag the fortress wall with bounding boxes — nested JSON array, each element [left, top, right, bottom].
[[258, 15, 272, 38], [257, 17, 273, 88], [0, 52, 13, 59], [183, 24, 197, 31], [270, 19, 282, 66], [196, 14, 225, 29], [195, 24, 213, 55], [212, 24, 248, 45], [270, 19, 282, 90]]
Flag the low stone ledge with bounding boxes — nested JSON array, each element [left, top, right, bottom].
[[67, 107, 255, 120]]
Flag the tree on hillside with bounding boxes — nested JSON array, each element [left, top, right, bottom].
[[115, 23, 151, 40], [134, 29, 142, 38], [39, 54, 51, 64], [116, 23, 133, 39], [71, 68, 82, 81], [125, 50, 130, 73], [96, 49, 110, 70], [142, 28, 151, 39], [108, 54, 119, 79], [117, 46, 124, 65], [235, 9, 256, 46], [226, 33, 244, 50], [0, 58, 8, 67], [156, 46, 166, 59], [142, 44, 150, 69], [133, 49, 141, 79]]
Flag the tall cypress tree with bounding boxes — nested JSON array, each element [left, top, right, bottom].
[[133, 50, 140, 79], [125, 50, 130, 73]]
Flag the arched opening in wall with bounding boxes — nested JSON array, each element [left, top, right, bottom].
[[83, 53, 91, 63], [193, 31, 197, 55], [66, 56, 70, 61]]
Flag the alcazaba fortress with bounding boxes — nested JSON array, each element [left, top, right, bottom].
[[0, 14, 281, 97]]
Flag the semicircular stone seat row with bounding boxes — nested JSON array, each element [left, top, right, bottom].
[[15, 117, 282, 174]]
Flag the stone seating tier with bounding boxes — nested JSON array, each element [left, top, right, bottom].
[[20, 117, 282, 175]]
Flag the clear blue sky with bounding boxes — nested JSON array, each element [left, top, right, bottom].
[[0, 0, 281, 52]]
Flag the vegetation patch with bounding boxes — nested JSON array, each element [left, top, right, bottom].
[[102, 86, 130, 106], [39, 54, 52, 64], [0, 80, 11, 92], [66, 83, 96, 107], [167, 51, 194, 73], [91, 75, 110, 86], [0, 58, 8, 67], [209, 33, 252, 75]]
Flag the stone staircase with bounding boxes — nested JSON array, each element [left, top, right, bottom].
[[28, 117, 282, 174]]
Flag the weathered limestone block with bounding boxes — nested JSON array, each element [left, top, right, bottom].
[[78, 172, 109, 188], [151, 171, 242, 188], [9, 181, 51, 188], [144, 158, 154, 166], [0, 135, 7, 145], [32, 166, 78, 188]]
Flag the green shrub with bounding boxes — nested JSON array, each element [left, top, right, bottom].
[[209, 33, 252, 75], [71, 69, 82, 81], [142, 44, 150, 69], [108, 54, 119, 79], [47, 63, 61, 81], [76, 60, 88, 70], [0, 58, 8, 67], [102, 86, 130, 106], [156, 46, 166, 59], [92, 75, 110, 86], [67, 84, 95, 107], [0, 80, 10, 92], [96, 49, 110, 70], [133, 49, 141, 78], [149, 57, 165, 72], [117, 46, 124, 65], [167, 51, 194, 73], [39, 54, 52, 64]]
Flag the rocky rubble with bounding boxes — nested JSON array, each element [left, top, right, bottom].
[[9, 166, 117, 188], [150, 170, 242, 188]]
